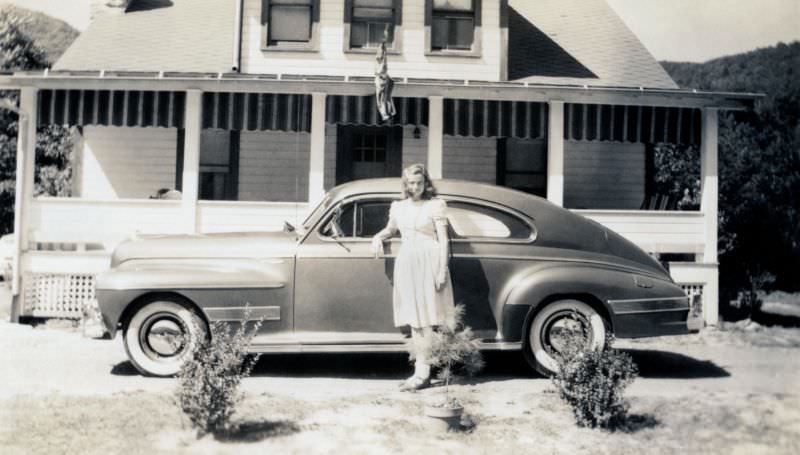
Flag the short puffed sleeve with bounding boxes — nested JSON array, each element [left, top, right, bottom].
[[430, 198, 448, 225], [387, 200, 399, 230]]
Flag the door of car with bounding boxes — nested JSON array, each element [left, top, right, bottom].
[[294, 196, 403, 344], [444, 198, 539, 340]]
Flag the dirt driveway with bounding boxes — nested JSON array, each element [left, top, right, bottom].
[[1, 321, 799, 454]]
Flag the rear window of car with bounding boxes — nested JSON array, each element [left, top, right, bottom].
[[446, 201, 533, 240]]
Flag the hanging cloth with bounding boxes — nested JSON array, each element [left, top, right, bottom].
[[374, 39, 396, 122]]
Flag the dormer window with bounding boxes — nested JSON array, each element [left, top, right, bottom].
[[427, 0, 482, 55], [262, 0, 320, 51], [345, 0, 402, 53]]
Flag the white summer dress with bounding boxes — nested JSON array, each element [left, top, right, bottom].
[[388, 198, 455, 328]]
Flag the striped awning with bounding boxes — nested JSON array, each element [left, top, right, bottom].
[[325, 96, 428, 127], [564, 104, 701, 146], [443, 99, 548, 139], [202, 92, 311, 132], [37, 89, 186, 128]]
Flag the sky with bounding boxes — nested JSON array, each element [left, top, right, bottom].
[[3, 0, 800, 63]]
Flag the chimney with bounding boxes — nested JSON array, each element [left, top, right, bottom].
[[90, 0, 131, 21]]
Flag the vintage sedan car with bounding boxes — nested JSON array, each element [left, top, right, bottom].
[[95, 178, 701, 377]]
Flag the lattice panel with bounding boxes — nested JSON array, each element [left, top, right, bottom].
[[22, 273, 96, 318]]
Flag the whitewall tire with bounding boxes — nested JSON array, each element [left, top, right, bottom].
[[524, 299, 607, 376], [123, 299, 206, 377]]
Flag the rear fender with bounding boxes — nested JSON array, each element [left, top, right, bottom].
[[500, 265, 627, 341]]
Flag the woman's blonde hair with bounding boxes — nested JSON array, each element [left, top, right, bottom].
[[401, 163, 437, 199]]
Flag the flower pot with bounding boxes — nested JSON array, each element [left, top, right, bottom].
[[424, 405, 463, 432]]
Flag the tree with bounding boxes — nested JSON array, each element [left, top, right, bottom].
[[0, 10, 73, 235], [663, 42, 800, 308]]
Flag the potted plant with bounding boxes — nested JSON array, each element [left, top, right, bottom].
[[416, 305, 485, 431]]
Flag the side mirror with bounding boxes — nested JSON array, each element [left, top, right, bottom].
[[283, 221, 295, 233]]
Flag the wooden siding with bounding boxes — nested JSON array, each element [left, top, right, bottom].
[[28, 199, 184, 249], [198, 201, 311, 233], [564, 141, 645, 210], [238, 130, 311, 202], [78, 126, 178, 199], [403, 125, 428, 168], [241, 0, 502, 81], [578, 210, 704, 254], [442, 135, 496, 184]]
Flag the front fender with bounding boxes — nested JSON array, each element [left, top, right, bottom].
[[96, 258, 292, 338]]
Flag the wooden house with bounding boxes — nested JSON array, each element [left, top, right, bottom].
[[0, 0, 758, 325]]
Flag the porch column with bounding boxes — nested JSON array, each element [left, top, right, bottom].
[[427, 96, 444, 179], [547, 100, 565, 206], [700, 107, 719, 325], [308, 92, 326, 205], [181, 90, 202, 234], [10, 87, 38, 322]]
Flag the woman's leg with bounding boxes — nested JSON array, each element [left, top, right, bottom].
[[411, 326, 433, 379]]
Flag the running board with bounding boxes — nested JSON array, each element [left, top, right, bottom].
[[249, 341, 522, 354]]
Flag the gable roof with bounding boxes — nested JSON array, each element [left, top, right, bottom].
[[508, 0, 678, 89], [54, 0, 676, 90], [54, 0, 235, 73]]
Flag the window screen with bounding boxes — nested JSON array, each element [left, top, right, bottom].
[[350, 0, 396, 49], [269, 0, 313, 44], [431, 0, 475, 51]]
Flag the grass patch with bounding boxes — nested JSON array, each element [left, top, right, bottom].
[[1, 389, 797, 454]]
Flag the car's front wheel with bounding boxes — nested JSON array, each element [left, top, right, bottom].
[[524, 299, 607, 376], [123, 298, 206, 377]]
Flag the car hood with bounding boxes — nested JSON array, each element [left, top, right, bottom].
[[110, 231, 297, 267]]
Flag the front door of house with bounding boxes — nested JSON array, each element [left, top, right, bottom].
[[336, 125, 403, 184]]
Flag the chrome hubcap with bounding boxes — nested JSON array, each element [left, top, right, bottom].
[[143, 317, 186, 357], [542, 311, 590, 355]]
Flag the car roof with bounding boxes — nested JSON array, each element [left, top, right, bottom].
[[328, 178, 548, 211]]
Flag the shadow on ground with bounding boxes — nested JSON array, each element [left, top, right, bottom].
[[623, 349, 730, 379], [214, 420, 301, 443], [110, 349, 728, 380]]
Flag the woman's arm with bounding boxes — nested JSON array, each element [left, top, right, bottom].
[[372, 202, 399, 258], [433, 200, 449, 290]]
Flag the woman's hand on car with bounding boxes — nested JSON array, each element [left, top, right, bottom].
[[371, 235, 384, 259]]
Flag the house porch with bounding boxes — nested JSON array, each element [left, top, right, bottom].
[[2, 73, 756, 325]]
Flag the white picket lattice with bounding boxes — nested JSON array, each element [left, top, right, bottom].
[[23, 273, 96, 318]]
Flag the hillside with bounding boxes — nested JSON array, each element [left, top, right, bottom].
[[662, 41, 800, 121], [0, 3, 79, 65]]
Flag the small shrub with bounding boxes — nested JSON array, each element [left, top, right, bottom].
[[551, 327, 638, 430], [174, 313, 262, 437], [415, 305, 485, 405]]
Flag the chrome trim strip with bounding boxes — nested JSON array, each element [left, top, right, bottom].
[[100, 283, 285, 291], [249, 341, 522, 353], [614, 308, 689, 315], [205, 306, 281, 321], [607, 296, 688, 304]]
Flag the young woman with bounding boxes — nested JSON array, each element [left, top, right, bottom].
[[371, 163, 455, 391]]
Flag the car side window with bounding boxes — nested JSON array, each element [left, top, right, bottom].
[[446, 201, 533, 240], [321, 200, 392, 238]]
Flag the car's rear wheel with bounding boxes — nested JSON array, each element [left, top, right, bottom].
[[123, 298, 206, 377], [524, 299, 607, 376]]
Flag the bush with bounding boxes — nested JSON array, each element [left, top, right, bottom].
[[551, 333, 638, 430], [413, 305, 484, 405], [174, 315, 262, 437]]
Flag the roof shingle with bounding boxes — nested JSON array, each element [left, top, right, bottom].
[[54, 0, 235, 73], [508, 0, 678, 89]]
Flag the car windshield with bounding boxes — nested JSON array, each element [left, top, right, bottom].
[[302, 193, 335, 230]]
